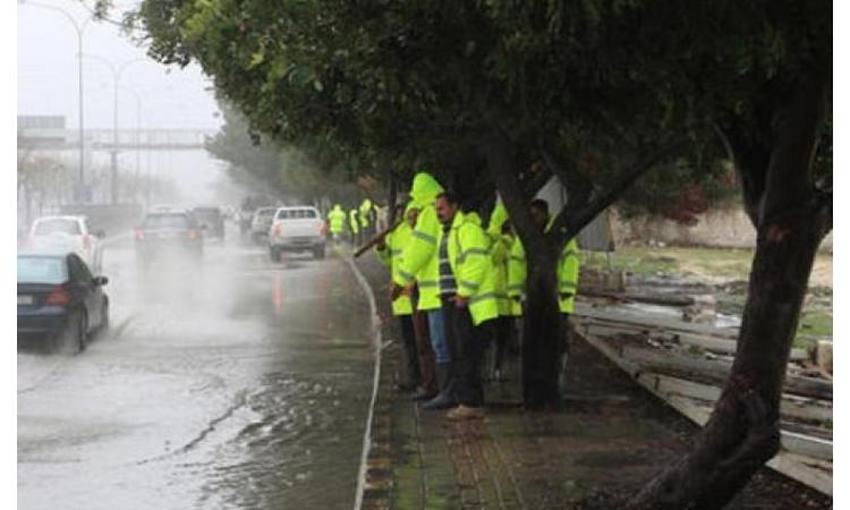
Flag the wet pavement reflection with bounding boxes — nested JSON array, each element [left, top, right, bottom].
[[18, 228, 373, 510]]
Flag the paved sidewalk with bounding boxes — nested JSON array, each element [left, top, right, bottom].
[[354, 255, 831, 510]]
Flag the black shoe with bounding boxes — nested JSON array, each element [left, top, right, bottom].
[[420, 391, 457, 410]]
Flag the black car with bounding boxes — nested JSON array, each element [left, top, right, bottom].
[[17, 251, 109, 354], [134, 210, 204, 266], [192, 206, 225, 239]]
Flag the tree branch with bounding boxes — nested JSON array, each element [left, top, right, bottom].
[[548, 141, 686, 246]]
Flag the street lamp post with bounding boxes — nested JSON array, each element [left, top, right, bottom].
[[20, 1, 93, 202], [80, 54, 147, 204]]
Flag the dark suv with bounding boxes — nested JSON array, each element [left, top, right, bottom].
[[134, 211, 203, 266], [192, 206, 225, 239]]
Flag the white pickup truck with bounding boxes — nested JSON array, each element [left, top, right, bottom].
[[268, 206, 328, 261]]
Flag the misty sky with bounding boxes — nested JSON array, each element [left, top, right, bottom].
[[18, 0, 222, 131]]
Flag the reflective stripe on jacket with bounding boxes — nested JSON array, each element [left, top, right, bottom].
[[393, 173, 444, 311], [447, 211, 499, 326], [376, 222, 413, 315]]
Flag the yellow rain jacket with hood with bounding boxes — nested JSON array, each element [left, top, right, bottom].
[[393, 172, 444, 311]]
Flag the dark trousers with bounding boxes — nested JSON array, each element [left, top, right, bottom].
[[440, 298, 461, 393], [492, 316, 517, 372], [444, 298, 492, 407], [399, 315, 421, 386]]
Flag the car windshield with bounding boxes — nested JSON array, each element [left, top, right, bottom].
[[257, 209, 276, 218], [17, 256, 68, 284], [143, 214, 191, 229], [277, 209, 317, 219], [33, 219, 81, 236]]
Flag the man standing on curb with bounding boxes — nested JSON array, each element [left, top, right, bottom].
[[390, 172, 449, 405], [428, 192, 498, 419], [376, 203, 423, 392]]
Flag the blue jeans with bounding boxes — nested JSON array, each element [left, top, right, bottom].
[[427, 308, 450, 364]]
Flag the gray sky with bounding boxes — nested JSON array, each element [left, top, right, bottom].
[[18, 0, 222, 131]]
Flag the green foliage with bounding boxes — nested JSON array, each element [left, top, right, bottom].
[[128, 0, 830, 215]]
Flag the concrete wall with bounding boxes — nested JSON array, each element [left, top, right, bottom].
[[611, 206, 833, 251]]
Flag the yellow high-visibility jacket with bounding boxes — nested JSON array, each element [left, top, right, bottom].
[[348, 209, 360, 234], [359, 198, 373, 228], [327, 205, 346, 234], [486, 200, 511, 317], [376, 221, 413, 315], [446, 211, 499, 326], [507, 235, 581, 314], [393, 173, 444, 311], [557, 238, 580, 313]]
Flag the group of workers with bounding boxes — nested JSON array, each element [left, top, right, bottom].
[[326, 199, 380, 246], [374, 172, 581, 420]]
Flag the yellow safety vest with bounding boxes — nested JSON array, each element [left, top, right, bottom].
[[446, 211, 499, 326]]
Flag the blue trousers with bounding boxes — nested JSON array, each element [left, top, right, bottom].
[[427, 308, 450, 364]]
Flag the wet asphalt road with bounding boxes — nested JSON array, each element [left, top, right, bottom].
[[18, 228, 374, 510]]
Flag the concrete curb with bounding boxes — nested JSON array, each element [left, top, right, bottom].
[[346, 255, 384, 510]]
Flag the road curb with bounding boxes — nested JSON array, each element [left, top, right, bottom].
[[346, 255, 384, 510]]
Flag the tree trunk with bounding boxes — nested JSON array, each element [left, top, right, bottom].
[[483, 134, 563, 408], [629, 68, 830, 509], [521, 248, 562, 407]]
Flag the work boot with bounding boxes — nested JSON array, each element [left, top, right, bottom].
[[420, 362, 457, 410], [446, 405, 484, 421]]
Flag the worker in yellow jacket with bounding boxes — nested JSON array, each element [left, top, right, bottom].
[[390, 172, 450, 403], [359, 198, 374, 237], [425, 192, 499, 419], [485, 198, 516, 381], [327, 204, 346, 241], [376, 203, 435, 395]]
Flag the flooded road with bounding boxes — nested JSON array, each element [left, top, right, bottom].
[[18, 228, 374, 510]]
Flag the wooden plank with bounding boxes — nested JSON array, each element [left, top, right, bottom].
[[767, 454, 833, 496], [637, 372, 832, 425], [618, 345, 832, 401], [579, 332, 833, 495], [576, 303, 740, 339]]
